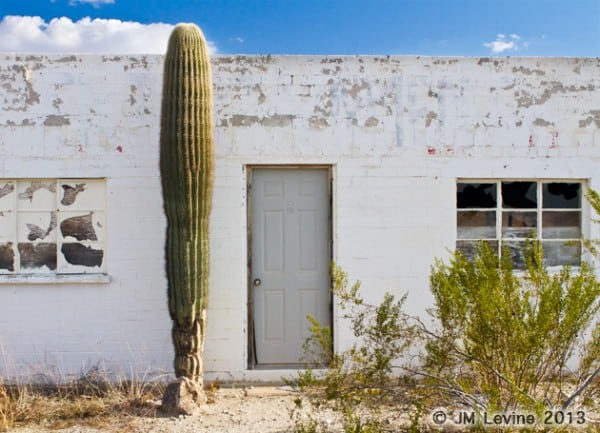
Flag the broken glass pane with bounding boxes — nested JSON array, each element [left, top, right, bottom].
[[502, 182, 536, 209], [0, 242, 15, 273], [61, 243, 104, 268], [457, 183, 497, 208], [0, 210, 16, 241], [60, 212, 98, 241], [457, 211, 496, 238], [58, 179, 105, 211], [16, 180, 56, 210], [18, 212, 57, 242], [542, 241, 581, 267], [0, 181, 16, 210], [542, 211, 581, 239], [18, 242, 57, 272], [502, 241, 531, 270], [542, 183, 581, 209], [456, 240, 499, 261], [502, 211, 537, 239]]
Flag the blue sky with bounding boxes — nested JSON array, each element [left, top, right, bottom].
[[0, 0, 598, 56]]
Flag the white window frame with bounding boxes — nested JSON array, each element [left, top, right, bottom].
[[456, 179, 588, 269], [0, 178, 109, 284]]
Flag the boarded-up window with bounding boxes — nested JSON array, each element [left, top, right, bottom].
[[0, 179, 105, 275]]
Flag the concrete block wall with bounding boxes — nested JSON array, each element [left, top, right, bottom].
[[0, 54, 598, 382]]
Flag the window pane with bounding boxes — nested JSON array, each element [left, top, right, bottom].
[[0, 242, 15, 273], [543, 183, 581, 209], [542, 211, 581, 239], [502, 211, 537, 239], [502, 182, 536, 209], [457, 211, 496, 239], [456, 240, 498, 261], [502, 241, 531, 270], [457, 183, 496, 208], [17, 242, 57, 273], [542, 241, 581, 267]]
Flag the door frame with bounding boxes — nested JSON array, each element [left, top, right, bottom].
[[246, 165, 333, 369]]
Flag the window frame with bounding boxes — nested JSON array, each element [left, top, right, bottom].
[[456, 179, 588, 269], [0, 178, 109, 283]]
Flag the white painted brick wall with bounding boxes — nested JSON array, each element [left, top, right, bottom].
[[0, 54, 597, 382]]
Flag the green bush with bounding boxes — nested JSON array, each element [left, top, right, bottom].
[[427, 240, 600, 412], [291, 190, 600, 431]]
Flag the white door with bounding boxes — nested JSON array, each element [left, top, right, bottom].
[[251, 168, 331, 365]]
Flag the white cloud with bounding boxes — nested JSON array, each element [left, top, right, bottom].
[[483, 33, 523, 54], [0, 16, 217, 54], [68, 0, 115, 6]]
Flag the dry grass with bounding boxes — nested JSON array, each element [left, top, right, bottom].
[[0, 368, 167, 432]]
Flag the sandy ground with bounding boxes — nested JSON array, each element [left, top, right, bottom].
[[10, 386, 600, 433], [10, 387, 333, 433]]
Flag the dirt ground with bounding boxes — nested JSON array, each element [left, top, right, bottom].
[[10, 387, 330, 433], [9, 386, 600, 433]]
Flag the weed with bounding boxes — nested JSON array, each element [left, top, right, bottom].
[[0, 366, 167, 431]]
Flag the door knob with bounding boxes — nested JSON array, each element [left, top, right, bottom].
[[253, 278, 262, 286]]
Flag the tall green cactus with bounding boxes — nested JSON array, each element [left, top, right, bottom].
[[160, 23, 213, 383]]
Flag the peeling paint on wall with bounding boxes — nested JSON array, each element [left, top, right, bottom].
[[364, 116, 379, 127], [516, 82, 596, 108], [425, 111, 438, 127], [43, 114, 70, 126], [512, 66, 545, 76], [533, 118, 554, 127], [579, 110, 600, 128]]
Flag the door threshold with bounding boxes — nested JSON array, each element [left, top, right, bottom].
[[252, 363, 306, 370]]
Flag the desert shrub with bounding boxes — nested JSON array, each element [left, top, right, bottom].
[[293, 200, 600, 431], [291, 265, 419, 432], [426, 240, 600, 413]]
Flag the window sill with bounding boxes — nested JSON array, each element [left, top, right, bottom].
[[0, 273, 111, 284]]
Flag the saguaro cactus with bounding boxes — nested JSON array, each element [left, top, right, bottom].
[[160, 23, 213, 413]]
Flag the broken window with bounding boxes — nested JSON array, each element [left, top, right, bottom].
[[457, 181, 582, 269], [0, 179, 105, 275]]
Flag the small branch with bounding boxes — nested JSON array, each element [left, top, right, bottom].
[[562, 365, 600, 410]]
